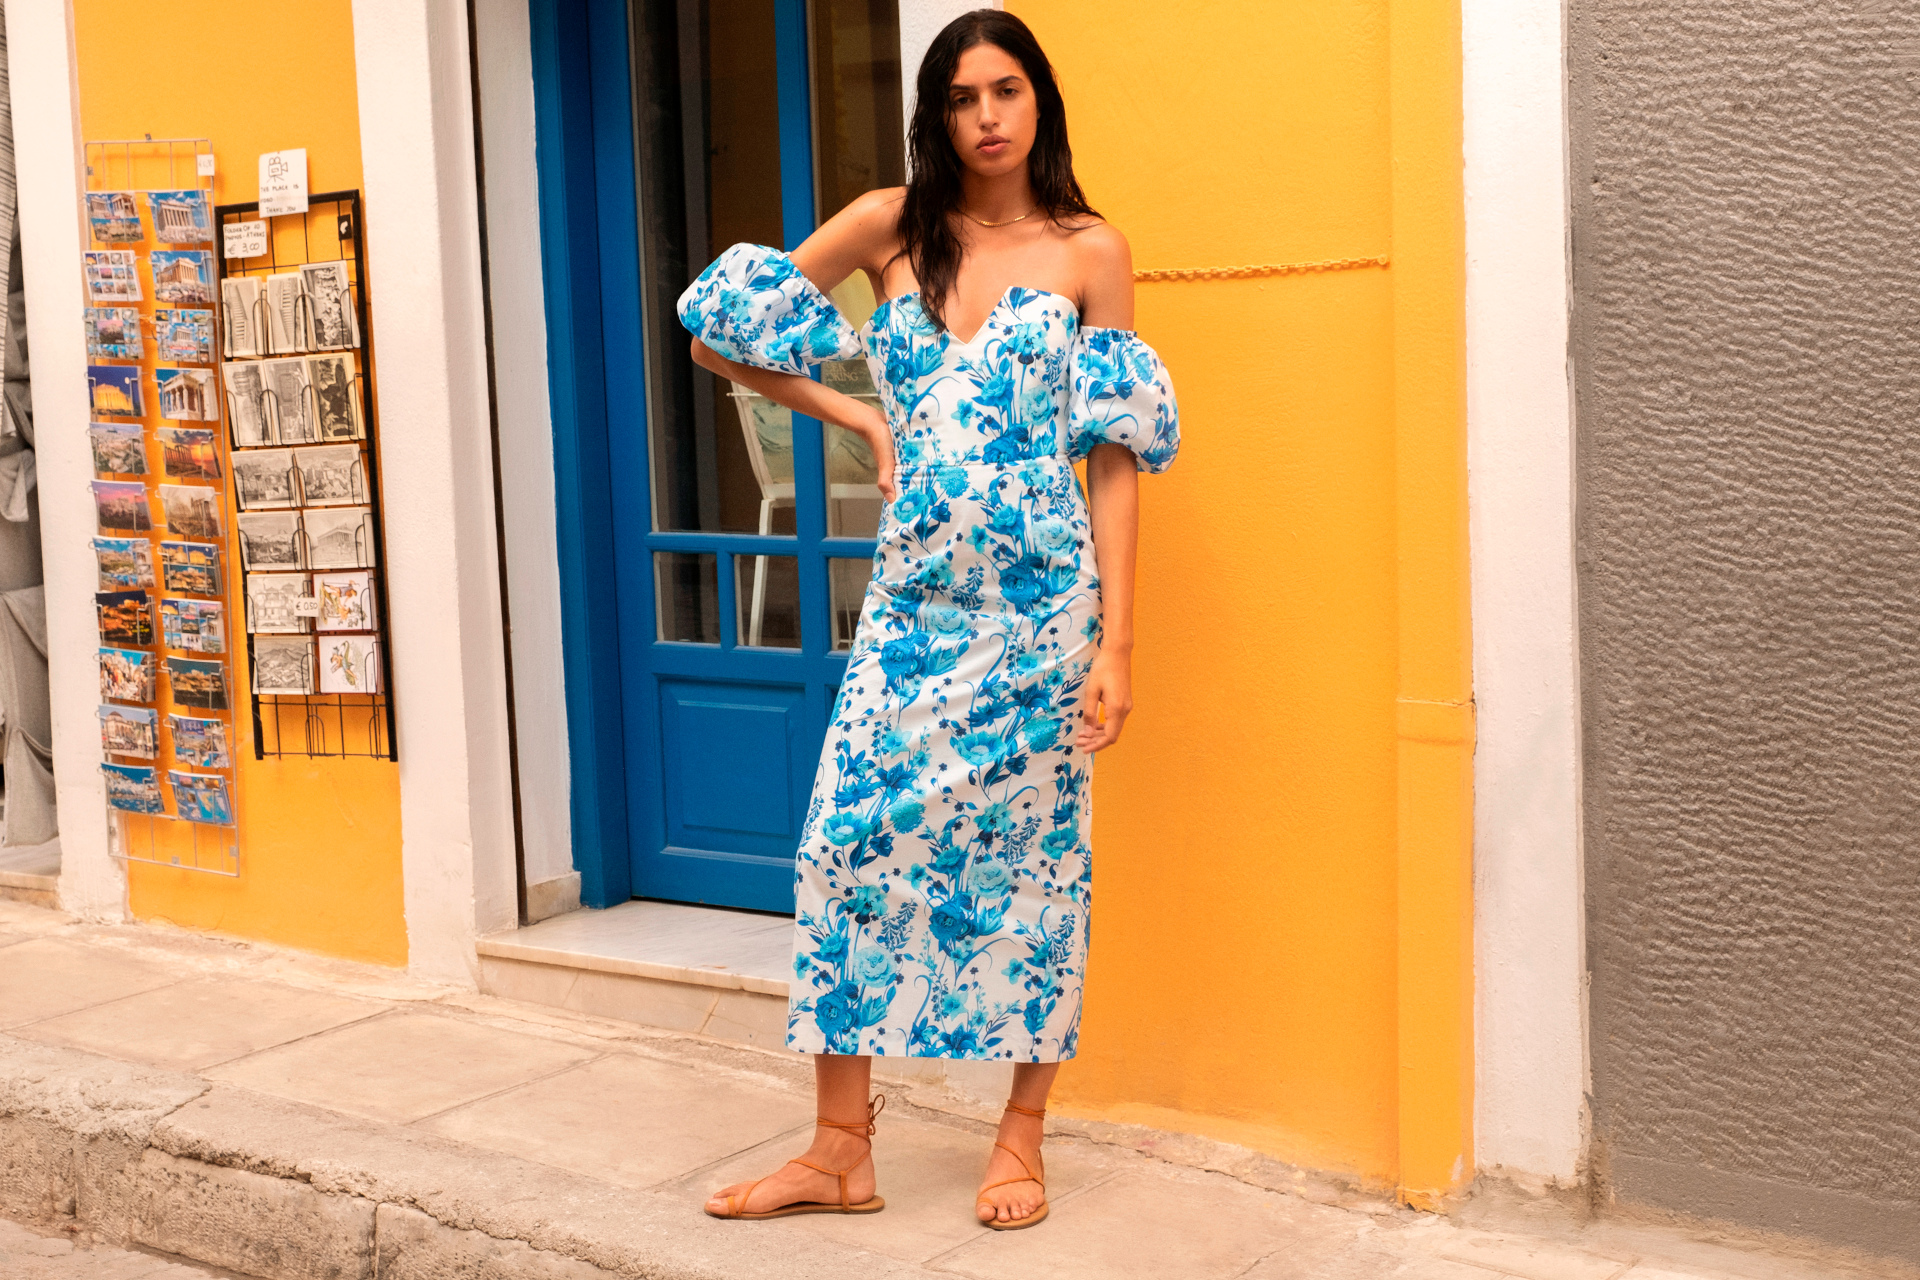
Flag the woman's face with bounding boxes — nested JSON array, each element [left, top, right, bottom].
[[946, 43, 1039, 180]]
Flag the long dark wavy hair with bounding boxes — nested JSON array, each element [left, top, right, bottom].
[[899, 10, 1098, 332]]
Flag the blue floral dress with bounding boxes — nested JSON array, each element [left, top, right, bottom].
[[679, 244, 1179, 1061]]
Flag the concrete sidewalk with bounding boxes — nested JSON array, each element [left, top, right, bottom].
[[0, 898, 1910, 1280]]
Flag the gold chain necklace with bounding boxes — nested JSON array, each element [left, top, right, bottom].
[[961, 206, 1037, 229]]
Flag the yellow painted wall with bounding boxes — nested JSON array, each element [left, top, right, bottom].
[[1008, 0, 1472, 1195], [73, 2, 408, 967]]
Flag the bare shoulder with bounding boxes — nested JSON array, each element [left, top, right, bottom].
[[841, 187, 908, 257], [1065, 219, 1132, 269], [1062, 219, 1135, 328], [796, 187, 906, 285]]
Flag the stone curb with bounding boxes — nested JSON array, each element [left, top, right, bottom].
[[0, 1034, 939, 1280]]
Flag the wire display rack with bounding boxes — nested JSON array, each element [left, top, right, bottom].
[[214, 191, 397, 760]]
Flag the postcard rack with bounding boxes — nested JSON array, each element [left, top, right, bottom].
[[84, 137, 241, 873], [215, 191, 397, 760]]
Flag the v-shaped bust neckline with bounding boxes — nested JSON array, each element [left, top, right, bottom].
[[869, 286, 1080, 347]]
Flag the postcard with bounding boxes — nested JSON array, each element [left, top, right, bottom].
[[160, 540, 224, 596], [246, 572, 310, 634], [157, 428, 221, 482], [301, 506, 371, 569], [222, 277, 262, 359], [88, 365, 143, 418], [93, 537, 155, 591], [301, 261, 361, 350], [88, 423, 147, 476], [314, 570, 375, 632], [99, 646, 157, 702], [86, 191, 144, 243], [265, 272, 311, 353], [154, 309, 216, 365], [263, 358, 314, 442], [252, 636, 313, 695], [232, 448, 296, 509], [166, 656, 228, 711], [162, 598, 225, 654], [92, 480, 151, 534], [306, 354, 362, 440], [319, 633, 381, 696], [84, 250, 142, 303], [222, 361, 269, 446], [236, 511, 302, 571], [98, 704, 158, 758], [156, 367, 218, 421], [295, 444, 360, 506], [102, 763, 165, 814], [150, 250, 214, 306], [146, 189, 212, 244], [159, 484, 223, 541], [85, 307, 144, 360], [169, 714, 231, 770], [168, 771, 234, 825], [97, 589, 154, 647]]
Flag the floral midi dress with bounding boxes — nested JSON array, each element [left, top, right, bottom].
[[679, 244, 1179, 1062]]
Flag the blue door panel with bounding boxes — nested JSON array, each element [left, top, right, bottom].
[[660, 678, 804, 850]]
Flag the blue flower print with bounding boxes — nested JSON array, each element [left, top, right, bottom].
[[925, 603, 969, 635], [1031, 517, 1075, 554], [967, 859, 1014, 895], [676, 244, 859, 375], [889, 798, 925, 831], [822, 813, 868, 846], [955, 731, 1006, 767], [852, 947, 898, 985], [847, 884, 888, 922]]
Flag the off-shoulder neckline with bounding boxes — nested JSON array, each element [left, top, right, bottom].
[[866, 286, 1081, 347]]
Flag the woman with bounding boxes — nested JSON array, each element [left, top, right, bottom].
[[680, 9, 1178, 1231]]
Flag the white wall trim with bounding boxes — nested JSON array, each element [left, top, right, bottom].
[[352, 0, 518, 982], [5, 0, 124, 920], [1463, 0, 1587, 1184], [897, 0, 1000, 128], [471, 0, 571, 890]]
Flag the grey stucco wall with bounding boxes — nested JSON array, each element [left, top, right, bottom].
[[1569, 0, 1920, 1260]]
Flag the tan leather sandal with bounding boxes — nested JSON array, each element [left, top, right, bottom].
[[706, 1094, 887, 1220], [976, 1100, 1049, 1230]]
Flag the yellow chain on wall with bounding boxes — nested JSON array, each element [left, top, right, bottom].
[[1133, 254, 1390, 282]]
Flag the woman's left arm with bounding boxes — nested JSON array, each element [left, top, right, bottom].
[[1074, 222, 1140, 753]]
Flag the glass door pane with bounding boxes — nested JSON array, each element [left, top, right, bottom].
[[810, 0, 905, 222]]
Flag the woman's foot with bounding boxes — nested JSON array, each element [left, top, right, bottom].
[[706, 1121, 878, 1216], [975, 1105, 1047, 1225]]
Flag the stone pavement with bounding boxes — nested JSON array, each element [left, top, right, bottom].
[[0, 897, 1912, 1280]]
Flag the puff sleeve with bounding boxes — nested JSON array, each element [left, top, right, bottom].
[[677, 243, 861, 375], [1065, 326, 1181, 473]]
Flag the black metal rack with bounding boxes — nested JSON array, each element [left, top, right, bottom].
[[214, 191, 397, 760]]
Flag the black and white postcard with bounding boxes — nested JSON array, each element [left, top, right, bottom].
[[88, 366, 143, 418], [306, 354, 362, 440], [168, 771, 235, 826], [150, 250, 214, 306], [84, 250, 141, 303], [231, 448, 297, 509], [252, 636, 314, 695], [222, 362, 269, 446], [301, 506, 372, 569], [93, 537, 154, 591], [265, 272, 311, 353], [88, 423, 147, 475], [92, 480, 151, 533], [85, 307, 143, 360], [222, 277, 262, 358], [146, 190, 212, 244], [86, 192, 144, 243], [155, 309, 216, 365], [98, 705, 158, 758], [263, 358, 314, 442], [236, 512, 302, 571], [169, 714, 231, 770], [166, 657, 228, 711], [294, 444, 360, 506], [157, 428, 221, 482], [246, 572, 310, 634], [161, 540, 223, 596], [97, 590, 154, 648], [99, 646, 157, 703], [156, 367, 217, 421], [162, 598, 225, 654], [320, 633, 381, 695], [314, 570, 375, 632], [159, 483, 224, 541], [300, 261, 361, 350], [102, 763, 165, 815]]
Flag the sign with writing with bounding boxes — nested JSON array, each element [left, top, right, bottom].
[[291, 596, 321, 618], [196, 153, 216, 177], [223, 220, 267, 259], [258, 148, 308, 217]]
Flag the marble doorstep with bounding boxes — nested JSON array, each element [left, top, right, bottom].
[[476, 898, 794, 997], [0, 837, 60, 900]]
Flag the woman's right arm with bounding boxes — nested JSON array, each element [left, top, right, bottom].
[[689, 188, 905, 498]]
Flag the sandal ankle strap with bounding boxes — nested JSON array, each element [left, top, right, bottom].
[[1003, 1100, 1046, 1120], [816, 1092, 887, 1138]]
